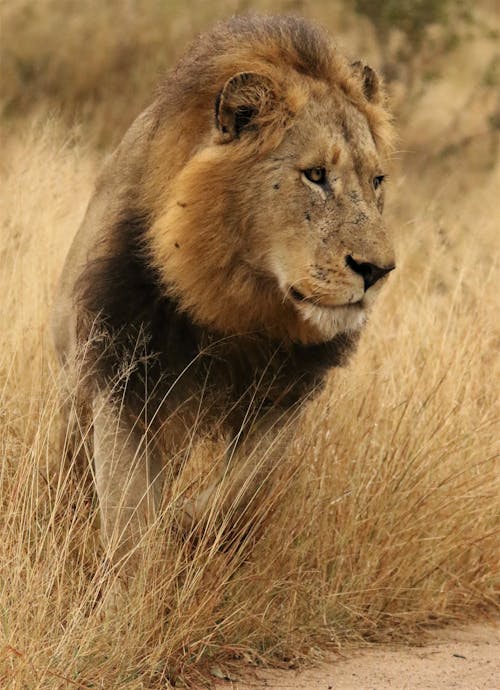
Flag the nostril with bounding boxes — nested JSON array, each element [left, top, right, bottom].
[[346, 255, 395, 291]]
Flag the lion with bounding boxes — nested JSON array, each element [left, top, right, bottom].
[[52, 15, 396, 563]]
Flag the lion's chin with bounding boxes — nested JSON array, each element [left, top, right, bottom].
[[294, 300, 367, 342]]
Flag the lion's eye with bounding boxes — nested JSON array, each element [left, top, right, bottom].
[[304, 167, 326, 185], [373, 174, 385, 190]]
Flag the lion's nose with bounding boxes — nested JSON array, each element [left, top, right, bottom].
[[346, 255, 395, 291]]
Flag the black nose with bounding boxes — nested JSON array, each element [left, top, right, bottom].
[[346, 255, 395, 291]]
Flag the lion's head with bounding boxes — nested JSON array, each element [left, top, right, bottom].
[[143, 16, 395, 345]]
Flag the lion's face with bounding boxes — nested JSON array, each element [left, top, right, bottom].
[[147, 68, 395, 345], [241, 85, 395, 342]]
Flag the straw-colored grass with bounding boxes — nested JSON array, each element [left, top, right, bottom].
[[1, 2, 499, 688]]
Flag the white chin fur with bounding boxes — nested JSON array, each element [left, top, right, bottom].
[[295, 301, 366, 341]]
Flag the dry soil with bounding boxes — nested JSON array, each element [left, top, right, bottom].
[[215, 623, 499, 689]]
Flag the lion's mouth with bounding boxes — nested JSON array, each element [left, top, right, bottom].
[[290, 287, 308, 302], [289, 286, 363, 310]]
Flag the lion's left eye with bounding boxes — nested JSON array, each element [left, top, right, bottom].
[[373, 175, 385, 190], [304, 167, 326, 185]]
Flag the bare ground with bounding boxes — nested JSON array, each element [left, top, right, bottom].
[[215, 623, 499, 689]]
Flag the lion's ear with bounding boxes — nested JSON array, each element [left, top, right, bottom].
[[351, 61, 382, 104], [215, 72, 276, 141]]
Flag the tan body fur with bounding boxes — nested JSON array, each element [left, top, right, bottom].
[[52, 16, 396, 564]]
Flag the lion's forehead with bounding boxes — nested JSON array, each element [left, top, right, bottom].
[[283, 93, 379, 170]]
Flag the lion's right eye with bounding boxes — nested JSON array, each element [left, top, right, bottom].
[[303, 167, 326, 185]]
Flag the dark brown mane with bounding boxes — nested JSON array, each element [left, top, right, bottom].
[[75, 210, 202, 408]]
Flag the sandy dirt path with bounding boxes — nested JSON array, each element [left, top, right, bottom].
[[215, 623, 499, 689]]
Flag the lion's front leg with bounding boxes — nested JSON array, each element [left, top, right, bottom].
[[180, 406, 301, 531], [92, 390, 163, 567]]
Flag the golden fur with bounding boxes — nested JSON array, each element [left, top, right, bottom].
[[52, 15, 396, 555]]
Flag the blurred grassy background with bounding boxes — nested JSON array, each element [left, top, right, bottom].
[[0, 1, 499, 688]]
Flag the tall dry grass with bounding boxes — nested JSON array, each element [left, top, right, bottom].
[[1, 2, 499, 688]]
